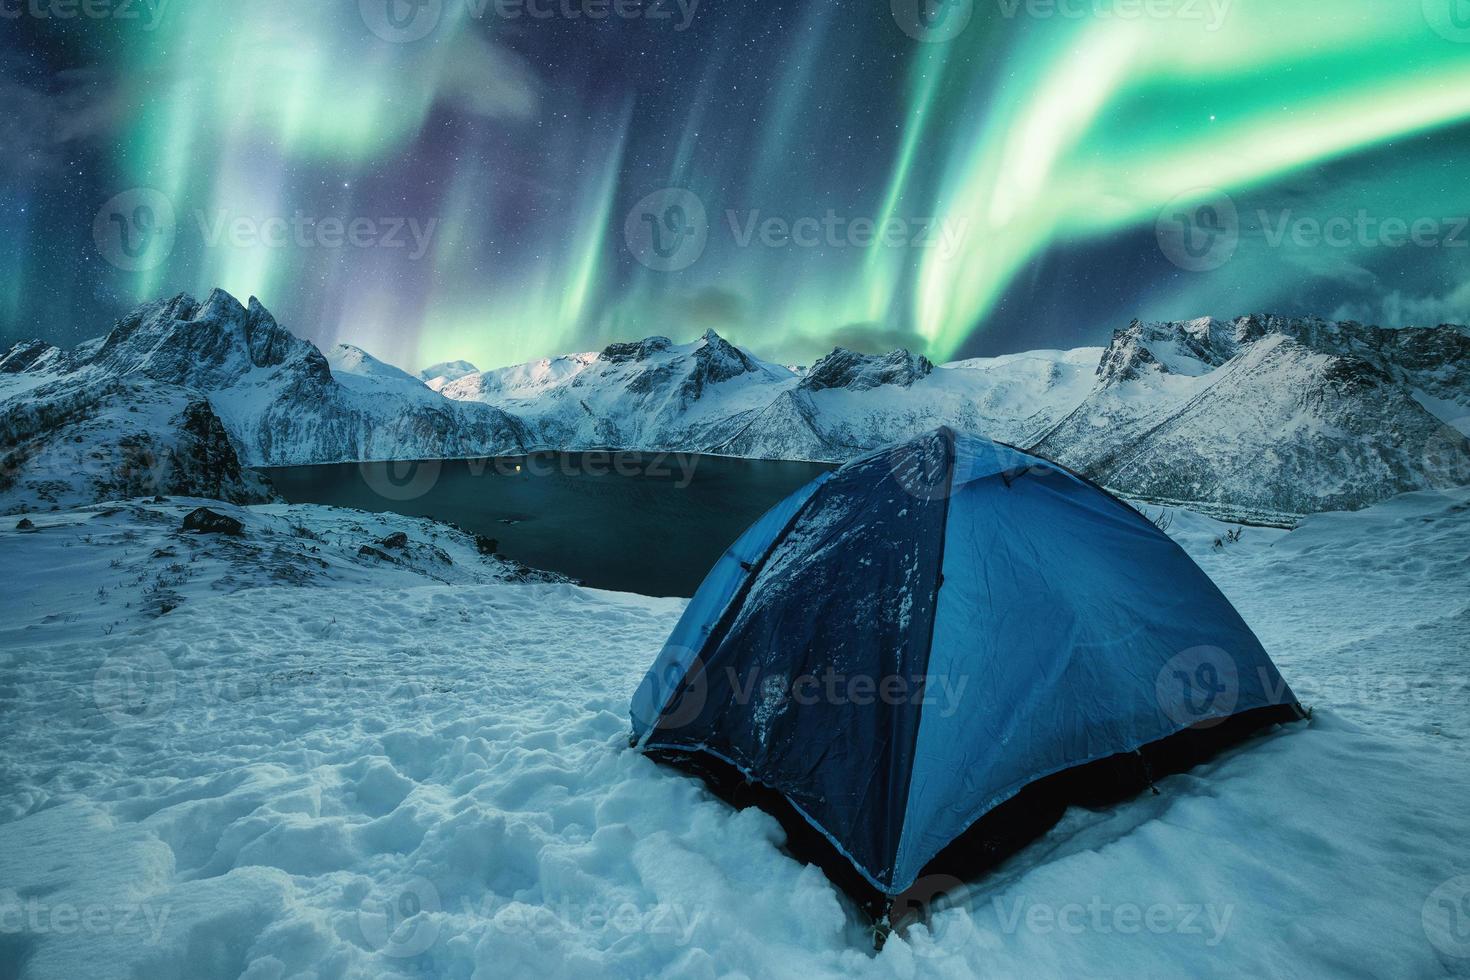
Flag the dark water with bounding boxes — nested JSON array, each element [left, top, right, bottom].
[[260, 452, 835, 597]]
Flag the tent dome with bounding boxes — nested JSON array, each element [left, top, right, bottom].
[[631, 427, 1302, 907]]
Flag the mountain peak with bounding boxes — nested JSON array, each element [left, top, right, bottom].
[[87, 288, 329, 390], [419, 360, 478, 385], [600, 336, 673, 364], [800, 347, 934, 392]]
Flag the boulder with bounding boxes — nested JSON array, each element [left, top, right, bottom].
[[181, 506, 244, 536]]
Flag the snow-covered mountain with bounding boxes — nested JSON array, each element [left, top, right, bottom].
[[0, 290, 528, 512], [1032, 315, 1470, 520], [4, 289, 1466, 520], [440, 313, 1467, 519], [440, 335, 1102, 462], [716, 347, 1101, 460], [418, 359, 479, 391], [440, 330, 796, 452]]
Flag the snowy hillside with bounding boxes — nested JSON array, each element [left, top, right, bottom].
[[0, 291, 529, 511], [1033, 316, 1470, 520], [419, 360, 479, 391], [440, 314, 1467, 518], [1, 490, 1466, 976], [440, 330, 796, 453], [5, 290, 1467, 520], [443, 337, 1101, 463], [718, 347, 1101, 460]]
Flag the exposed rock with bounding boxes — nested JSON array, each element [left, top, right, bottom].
[[600, 336, 673, 363], [0, 340, 61, 375], [182, 506, 244, 536], [379, 530, 409, 549], [800, 348, 935, 392]]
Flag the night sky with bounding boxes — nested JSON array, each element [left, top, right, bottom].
[[4, 0, 1470, 371]]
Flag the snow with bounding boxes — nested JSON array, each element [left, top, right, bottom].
[[2, 489, 1468, 976], [327, 345, 430, 392]]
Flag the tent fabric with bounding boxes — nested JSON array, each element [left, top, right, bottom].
[[629, 472, 832, 739], [634, 427, 1301, 897]]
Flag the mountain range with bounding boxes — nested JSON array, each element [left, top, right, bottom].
[[2, 289, 1467, 520]]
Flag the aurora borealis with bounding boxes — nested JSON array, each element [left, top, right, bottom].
[[5, 1, 1470, 370]]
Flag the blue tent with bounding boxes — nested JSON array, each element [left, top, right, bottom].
[[631, 427, 1302, 911]]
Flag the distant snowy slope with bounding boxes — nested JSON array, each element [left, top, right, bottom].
[[444, 339, 1101, 463], [0, 292, 530, 502], [442, 330, 796, 452], [717, 347, 1101, 460], [327, 343, 431, 392], [5, 289, 1467, 520], [1033, 316, 1470, 519], [419, 359, 478, 391]]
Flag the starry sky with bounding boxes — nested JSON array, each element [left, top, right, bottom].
[[4, 0, 1470, 371]]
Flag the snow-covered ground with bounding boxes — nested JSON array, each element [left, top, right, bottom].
[[1, 491, 1468, 978]]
